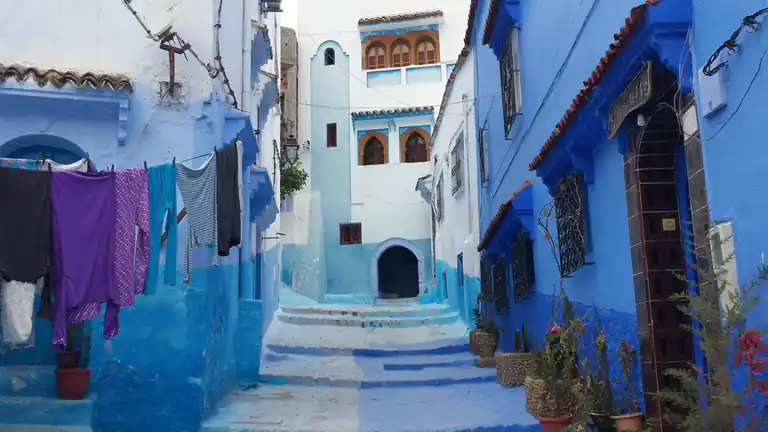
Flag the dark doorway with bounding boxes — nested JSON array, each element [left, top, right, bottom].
[[377, 246, 419, 299], [623, 65, 696, 430]]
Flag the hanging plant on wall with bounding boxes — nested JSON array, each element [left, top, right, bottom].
[[279, 156, 308, 201]]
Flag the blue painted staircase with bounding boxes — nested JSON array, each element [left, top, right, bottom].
[[0, 366, 93, 431], [202, 303, 539, 432]]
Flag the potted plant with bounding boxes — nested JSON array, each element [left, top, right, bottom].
[[611, 339, 642, 431], [469, 294, 483, 355], [55, 323, 91, 400], [583, 326, 613, 432], [497, 323, 536, 387]]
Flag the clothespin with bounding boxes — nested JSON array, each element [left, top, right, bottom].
[[111, 164, 114, 172], [172, 157, 176, 166], [144, 161, 148, 171], [47, 164, 52, 172], [85, 152, 90, 162]]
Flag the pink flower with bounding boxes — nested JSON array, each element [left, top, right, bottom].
[[550, 325, 560, 333]]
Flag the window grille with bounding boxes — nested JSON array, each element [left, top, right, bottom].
[[478, 128, 487, 185], [555, 173, 587, 276], [511, 231, 535, 302], [492, 258, 510, 313], [480, 255, 492, 298], [499, 28, 522, 136], [451, 132, 464, 194], [435, 173, 444, 222]]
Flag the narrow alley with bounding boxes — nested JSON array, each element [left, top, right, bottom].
[[1, 0, 768, 431]]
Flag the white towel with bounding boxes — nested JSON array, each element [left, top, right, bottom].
[[1, 280, 36, 343]]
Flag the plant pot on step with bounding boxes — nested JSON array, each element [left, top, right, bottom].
[[475, 330, 497, 358], [538, 415, 571, 432], [469, 328, 482, 355], [496, 352, 535, 387], [56, 351, 79, 369], [586, 412, 613, 432], [611, 413, 643, 431], [55, 368, 91, 400]]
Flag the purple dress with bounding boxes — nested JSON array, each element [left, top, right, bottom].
[[51, 171, 116, 348]]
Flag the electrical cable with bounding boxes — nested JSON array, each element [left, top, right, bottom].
[[702, 8, 768, 77], [215, 0, 239, 110]]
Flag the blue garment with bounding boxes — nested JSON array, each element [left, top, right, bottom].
[[146, 163, 178, 294]]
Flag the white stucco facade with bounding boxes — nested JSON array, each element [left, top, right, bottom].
[[431, 49, 480, 281], [281, 0, 471, 302]]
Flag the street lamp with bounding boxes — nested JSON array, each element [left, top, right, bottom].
[[282, 137, 299, 161]]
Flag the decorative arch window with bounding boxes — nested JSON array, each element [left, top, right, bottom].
[[359, 131, 388, 166], [324, 48, 336, 65], [415, 37, 437, 65], [366, 43, 386, 70], [402, 129, 429, 163], [391, 40, 411, 68]]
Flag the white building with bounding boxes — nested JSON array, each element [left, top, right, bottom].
[[282, 0, 471, 303], [429, 46, 480, 327]]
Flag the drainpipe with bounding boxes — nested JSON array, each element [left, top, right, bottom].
[[241, 0, 250, 111], [463, 93, 473, 237]]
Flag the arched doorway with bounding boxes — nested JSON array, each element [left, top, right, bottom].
[[1, 134, 87, 167], [377, 246, 419, 299]]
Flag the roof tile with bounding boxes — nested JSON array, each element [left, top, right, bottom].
[[358, 10, 443, 26], [528, 0, 660, 171], [351, 106, 434, 118], [0, 64, 133, 93], [477, 179, 532, 251]]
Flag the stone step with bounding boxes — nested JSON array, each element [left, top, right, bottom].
[[280, 304, 452, 318], [259, 349, 494, 388], [263, 319, 469, 354], [0, 366, 57, 398], [0, 426, 93, 431], [201, 383, 539, 432], [275, 310, 460, 328], [0, 397, 93, 427]]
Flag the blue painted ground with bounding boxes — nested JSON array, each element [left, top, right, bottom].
[[203, 303, 539, 432]]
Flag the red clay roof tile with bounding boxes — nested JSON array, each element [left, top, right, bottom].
[[358, 10, 443, 26], [0, 64, 133, 92], [477, 179, 532, 251], [528, 0, 660, 171]]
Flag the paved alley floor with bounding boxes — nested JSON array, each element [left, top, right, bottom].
[[202, 381, 538, 432]]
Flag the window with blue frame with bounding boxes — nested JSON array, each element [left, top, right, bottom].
[[499, 27, 522, 136]]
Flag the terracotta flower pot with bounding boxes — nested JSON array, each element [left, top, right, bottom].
[[612, 412, 643, 431], [56, 351, 79, 369], [55, 368, 91, 400], [586, 412, 612, 432], [538, 415, 571, 432]]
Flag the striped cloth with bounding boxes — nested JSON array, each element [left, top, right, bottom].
[[176, 153, 218, 284]]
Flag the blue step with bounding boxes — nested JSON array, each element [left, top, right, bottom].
[[0, 366, 57, 398], [0, 426, 93, 431], [0, 397, 93, 426]]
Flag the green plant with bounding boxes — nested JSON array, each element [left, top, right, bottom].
[[279, 156, 308, 201], [582, 313, 613, 415], [615, 339, 639, 414], [563, 423, 587, 432], [659, 219, 768, 431], [522, 322, 531, 353]]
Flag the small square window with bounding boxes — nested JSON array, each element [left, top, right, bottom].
[[327, 123, 337, 148], [340, 223, 362, 245]]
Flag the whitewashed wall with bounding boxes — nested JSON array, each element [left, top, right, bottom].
[[432, 49, 480, 278], [293, 0, 471, 247]]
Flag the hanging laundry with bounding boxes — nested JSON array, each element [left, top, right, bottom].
[[216, 144, 242, 256], [0, 167, 52, 284], [236, 141, 244, 218], [39, 158, 88, 172], [146, 163, 178, 294], [176, 154, 218, 284], [50, 171, 116, 347], [0, 281, 35, 343], [68, 168, 149, 339]]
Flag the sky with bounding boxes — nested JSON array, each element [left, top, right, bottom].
[[281, 0, 298, 30]]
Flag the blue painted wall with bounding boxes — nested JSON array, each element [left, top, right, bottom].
[[691, 0, 768, 330], [469, 0, 647, 398]]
